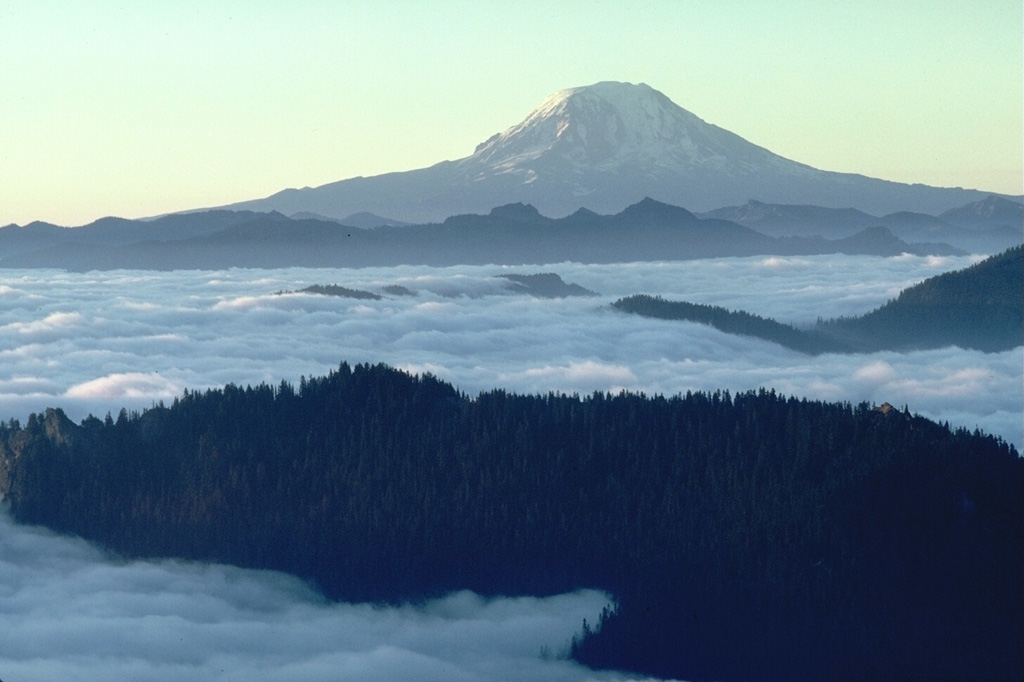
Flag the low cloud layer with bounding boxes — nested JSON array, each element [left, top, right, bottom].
[[0, 254, 1018, 680], [0, 510, 655, 682], [0, 254, 1017, 447]]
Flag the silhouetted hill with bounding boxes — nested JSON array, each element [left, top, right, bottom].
[[496, 273, 598, 298], [612, 296, 845, 354], [940, 195, 1024, 229], [0, 221, 69, 258], [701, 200, 878, 237], [0, 364, 1020, 681], [702, 197, 1022, 252], [277, 284, 382, 300], [613, 246, 1023, 353], [819, 245, 1024, 351], [339, 211, 411, 228], [287, 210, 410, 228], [832, 225, 939, 256]]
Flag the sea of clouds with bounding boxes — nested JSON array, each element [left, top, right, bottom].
[[0, 510, 646, 682], [0, 254, 1019, 448], [0, 253, 1020, 680]]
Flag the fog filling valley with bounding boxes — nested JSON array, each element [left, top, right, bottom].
[[0, 254, 1020, 680], [0, 254, 1018, 449], [0, 510, 639, 682]]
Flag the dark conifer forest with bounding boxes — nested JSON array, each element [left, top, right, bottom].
[[0, 363, 1021, 681], [818, 244, 1023, 352], [276, 283, 382, 299], [613, 245, 1023, 354], [612, 295, 843, 354]]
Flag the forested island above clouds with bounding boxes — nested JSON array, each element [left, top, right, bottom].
[[0, 363, 1020, 681], [274, 273, 597, 301], [613, 245, 1023, 354]]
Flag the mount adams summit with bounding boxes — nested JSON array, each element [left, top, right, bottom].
[[218, 81, 1002, 223]]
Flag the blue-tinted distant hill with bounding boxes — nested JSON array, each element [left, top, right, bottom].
[[0, 198, 964, 271], [702, 195, 1023, 253]]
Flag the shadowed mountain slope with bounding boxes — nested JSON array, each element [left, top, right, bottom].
[[613, 246, 1023, 353]]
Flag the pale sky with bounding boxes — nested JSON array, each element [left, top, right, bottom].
[[2, 0, 1021, 227]]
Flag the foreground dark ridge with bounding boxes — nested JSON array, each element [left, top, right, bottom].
[[0, 364, 1020, 681], [613, 245, 1023, 354]]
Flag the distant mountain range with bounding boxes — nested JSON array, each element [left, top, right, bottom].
[[4, 81, 1017, 266], [702, 195, 1023, 252], [0, 198, 973, 271], [212, 81, 1019, 222]]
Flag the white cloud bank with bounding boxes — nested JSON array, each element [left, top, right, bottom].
[[0, 510, 661, 682], [0, 254, 1018, 680], [65, 371, 184, 400], [0, 255, 1018, 453]]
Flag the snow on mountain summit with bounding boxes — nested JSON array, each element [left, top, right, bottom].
[[466, 81, 803, 177], [219, 81, 1001, 221]]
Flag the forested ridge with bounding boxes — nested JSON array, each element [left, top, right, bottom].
[[0, 363, 1020, 681], [614, 245, 1023, 353], [277, 283, 383, 300], [611, 296, 843, 354], [818, 245, 1023, 351]]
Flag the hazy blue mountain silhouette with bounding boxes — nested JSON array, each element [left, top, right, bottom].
[[0, 199, 964, 271], [703, 195, 1023, 252]]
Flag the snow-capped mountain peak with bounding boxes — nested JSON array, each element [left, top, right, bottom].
[[467, 81, 790, 176], [218, 81, 1002, 221]]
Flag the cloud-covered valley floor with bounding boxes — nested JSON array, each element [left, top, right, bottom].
[[1, 254, 1020, 680], [0, 254, 1018, 448], [0, 510, 639, 682]]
